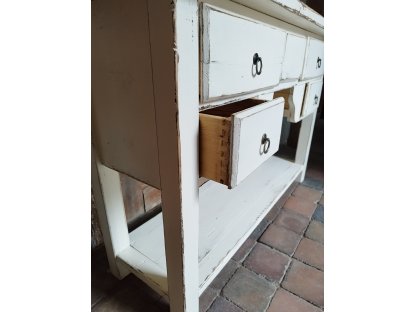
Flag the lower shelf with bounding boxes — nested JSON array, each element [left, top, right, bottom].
[[117, 156, 302, 297]]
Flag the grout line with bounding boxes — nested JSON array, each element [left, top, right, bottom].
[[280, 286, 324, 310], [265, 198, 324, 310], [278, 203, 324, 309], [223, 296, 249, 312], [292, 254, 324, 272]]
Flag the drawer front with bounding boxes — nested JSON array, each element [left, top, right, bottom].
[[302, 79, 323, 117], [302, 38, 324, 79], [202, 6, 286, 101], [281, 34, 307, 80], [230, 98, 284, 187]]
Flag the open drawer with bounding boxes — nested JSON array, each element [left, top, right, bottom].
[[200, 98, 284, 188]]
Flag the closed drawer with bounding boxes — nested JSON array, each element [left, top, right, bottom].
[[281, 34, 307, 80], [302, 79, 323, 117], [201, 5, 287, 102], [302, 38, 324, 79], [200, 98, 284, 188]]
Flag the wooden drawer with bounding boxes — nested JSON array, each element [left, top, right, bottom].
[[200, 98, 284, 188], [201, 5, 287, 102], [302, 79, 323, 117], [281, 34, 307, 80], [302, 38, 324, 79]]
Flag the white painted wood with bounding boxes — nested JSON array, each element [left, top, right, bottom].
[[198, 157, 301, 292], [230, 98, 285, 187], [255, 92, 274, 101], [91, 0, 160, 188], [129, 212, 166, 269], [302, 78, 323, 117], [302, 38, 324, 80], [147, 0, 200, 311], [200, 79, 302, 111], [91, 148, 130, 279], [202, 4, 287, 101], [117, 246, 168, 296], [203, 0, 322, 43], [126, 156, 301, 295], [92, 0, 323, 310], [295, 110, 318, 182], [232, 0, 324, 36], [282, 34, 307, 80]]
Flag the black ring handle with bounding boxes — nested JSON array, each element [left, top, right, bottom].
[[253, 53, 263, 75], [317, 57, 322, 69], [314, 95, 319, 105], [261, 134, 271, 154]]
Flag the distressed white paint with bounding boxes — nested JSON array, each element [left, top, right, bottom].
[[232, 0, 324, 36], [302, 78, 323, 117], [92, 0, 324, 310], [230, 98, 285, 187], [91, 0, 160, 188], [302, 38, 324, 80], [200, 79, 300, 111], [126, 156, 301, 295], [147, 0, 200, 311], [117, 246, 168, 296], [202, 4, 287, 101], [295, 110, 318, 182], [198, 156, 301, 292], [91, 148, 130, 279], [281, 34, 307, 80]]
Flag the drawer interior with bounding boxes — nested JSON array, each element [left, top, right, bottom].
[[201, 99, 265, 118]]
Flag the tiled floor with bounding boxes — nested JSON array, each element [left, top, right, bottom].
[[92, 119, 324, 312], [92, 173, 324, 312]]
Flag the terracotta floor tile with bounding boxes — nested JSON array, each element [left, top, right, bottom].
[[200, 287, 218, 312], [274, 209, 310, 235], [260, 224, 302, 255], [294, 238, 324, 270], [305, 221, 324, 244], [267, 288, 321, 312], [282, 260, 324, 308], [232, 238, 256, 263], [292, 185, 322, 203], [283, 196, 317, 219], [208, 296, 244, 312], [210, 260, 239, 291], [223, 267, 276, 312], [244, 243, 290, 283]]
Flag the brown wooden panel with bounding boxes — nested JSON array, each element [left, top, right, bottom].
[[199, 114, 231, 184]]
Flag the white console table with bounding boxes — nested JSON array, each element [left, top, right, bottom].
[[92, 0, 324, 311]]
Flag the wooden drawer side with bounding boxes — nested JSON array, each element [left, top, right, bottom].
[[274, 84, 306, 123], [199, 114, 232, 185]]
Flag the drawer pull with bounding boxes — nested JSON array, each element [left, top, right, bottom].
[[317, 57, 322, 69], [314, 95, 319, 105], [261, 134, 271, 154], [253, 53, 263, 75]]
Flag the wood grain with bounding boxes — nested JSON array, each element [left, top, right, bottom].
[[199, 114, 231, 185]]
